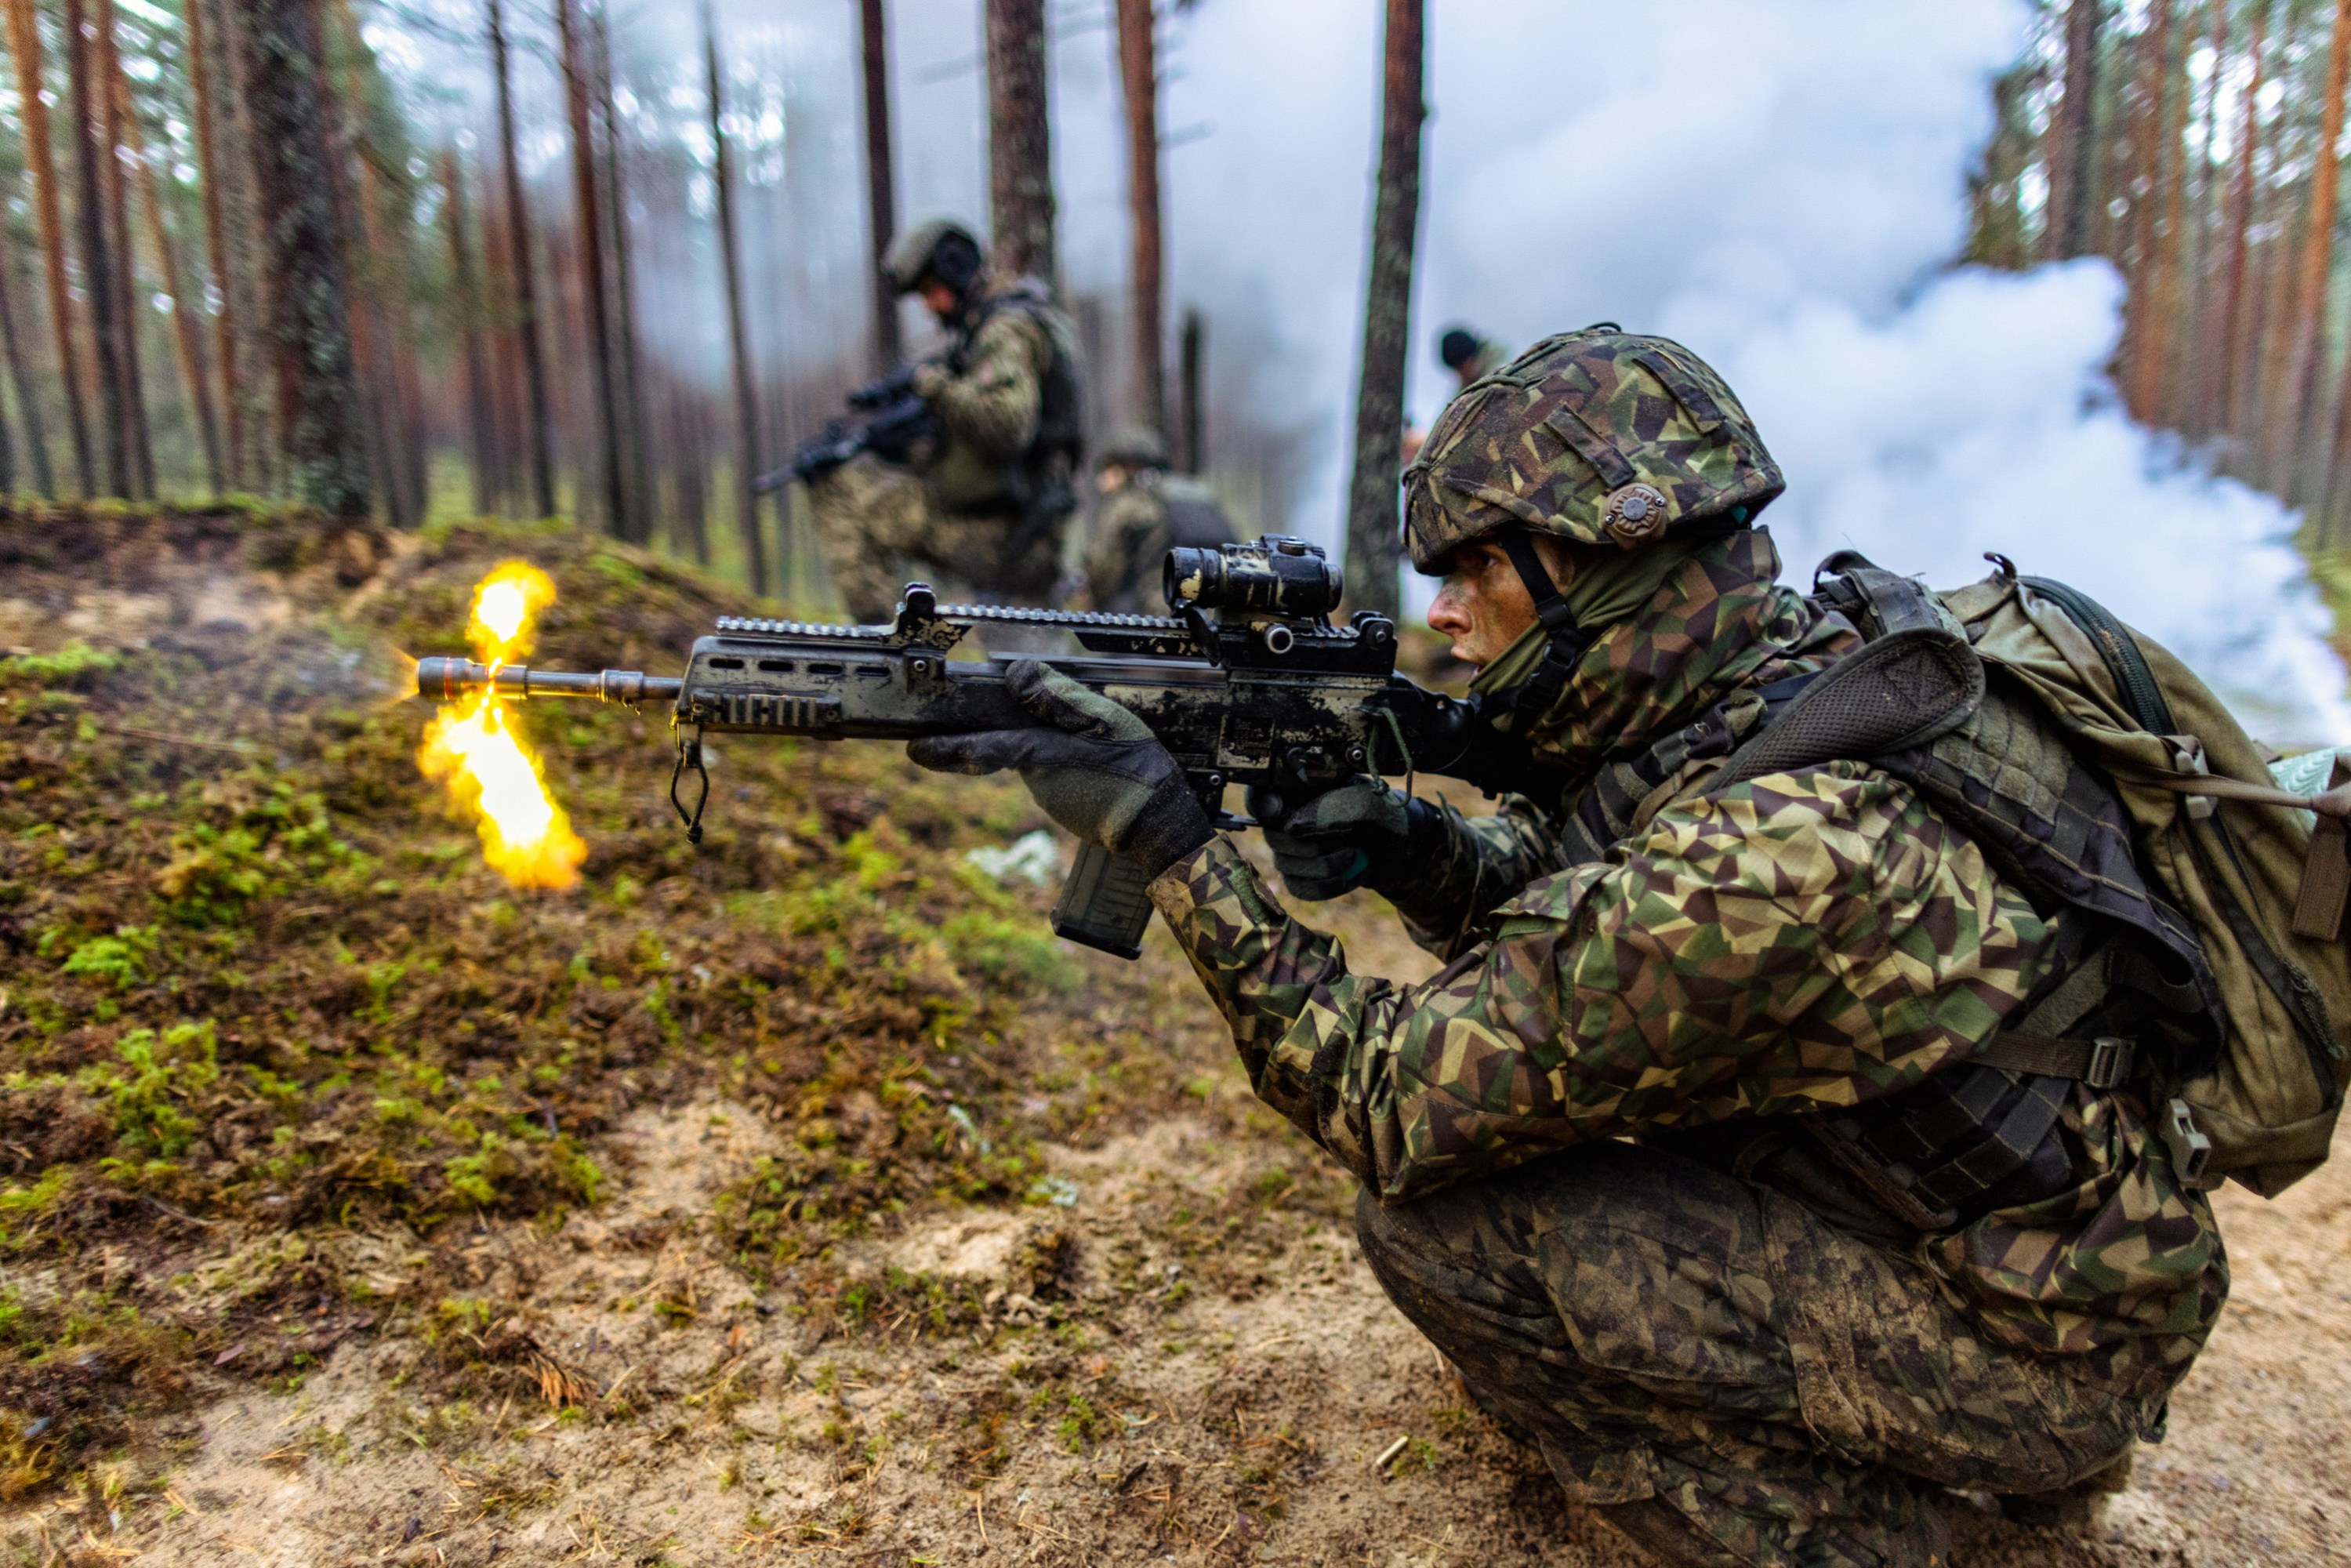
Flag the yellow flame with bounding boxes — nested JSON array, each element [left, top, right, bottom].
[[419, 561, 586, 890]]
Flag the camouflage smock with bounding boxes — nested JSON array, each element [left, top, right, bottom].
[[1147, 532, 2225, 1398], [917, 281, 1078, 519]]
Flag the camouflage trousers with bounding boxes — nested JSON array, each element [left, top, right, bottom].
[[1355, 1140, 2162, 1568], [805, 454, 1059, 626]]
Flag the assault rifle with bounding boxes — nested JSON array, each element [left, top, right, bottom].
[[754, 365, 938, 493], [415, 537, 1532, 959]]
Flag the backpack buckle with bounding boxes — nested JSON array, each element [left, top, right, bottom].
[[2161, 1098, 2216, 1189], [2085, 1036, 2135, 1090]]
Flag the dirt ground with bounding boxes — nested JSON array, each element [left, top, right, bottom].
[[25, 891, 2351, 1568], [3, 508, 2349, 1566]]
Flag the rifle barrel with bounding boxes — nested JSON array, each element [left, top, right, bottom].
[[415, 658, 681, 706]]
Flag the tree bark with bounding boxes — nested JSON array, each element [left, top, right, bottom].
[[1179, 305, 1203, 474], [1116, 0, 1163, 435], [236, 0, 372, 518], [857, 0, 899, 371], [1341, 0, 1422, 621], [5, 0, 92, 496], [487, 0, 553, 519], [191, 0, 274, 494], [0, 215, 55, 495], [2045, 0, 2105, 261], [63, 0, 129, 495], [556, 0, 628, 541], [183, 0, 241, 488], [113, 49, 224, 495], [985, 0, 1054, 282], [2270, 0, 2351, 499], [443, 151, 500, 516], [2213, 0, 2272, 442], [2129, 0, 2188, 421], [706, 2, 767, 594], [593, 7, 650, 543], [2114, 0, 2170, 401], [93, 0, 150, 497]]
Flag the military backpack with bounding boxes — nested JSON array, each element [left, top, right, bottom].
[[1742, 554, 2351, 1207]]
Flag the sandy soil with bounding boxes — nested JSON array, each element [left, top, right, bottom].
[[5, 877, 2341, 1568]]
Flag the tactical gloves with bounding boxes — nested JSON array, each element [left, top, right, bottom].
[[1248, 779, 1439, 902], [907, 662, 1214, 878]]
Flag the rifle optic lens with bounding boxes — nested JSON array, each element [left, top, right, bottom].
[[1164, 535, 1342, 618]]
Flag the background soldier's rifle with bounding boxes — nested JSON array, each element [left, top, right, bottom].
[[416, 537, 1531, 959], [754, 364, 939, 493]]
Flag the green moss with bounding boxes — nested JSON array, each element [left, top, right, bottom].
[[0, 640, 121, 688]]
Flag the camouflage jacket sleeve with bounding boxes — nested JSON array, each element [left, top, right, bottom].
[[930, 310, 1049, 459], [1148, 761, 2057, 1203], [1083, 487, 1170, 610], [1384, 793, 1571, 961]]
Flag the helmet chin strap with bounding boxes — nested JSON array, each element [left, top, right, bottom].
[[1481, 531, 1601, 724]]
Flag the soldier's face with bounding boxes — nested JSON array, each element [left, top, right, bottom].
[[919, 280, 961, 319], [1428, 540, 1542, 669]]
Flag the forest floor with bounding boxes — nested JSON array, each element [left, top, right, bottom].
[[0, 506, 2346, 1567]]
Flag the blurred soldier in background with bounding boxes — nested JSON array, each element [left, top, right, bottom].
[[1079, 426, 1237, 615], [1403, 323, 1509, 466], [804, 218, 1085, 622]]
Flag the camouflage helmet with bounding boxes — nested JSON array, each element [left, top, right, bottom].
[[881, 218, 985, 296], [1096, 423, 1171, 470], [1402, 325, 1783, 572]]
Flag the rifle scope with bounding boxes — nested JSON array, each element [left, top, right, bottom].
[[1164, 535, 1342, 619]]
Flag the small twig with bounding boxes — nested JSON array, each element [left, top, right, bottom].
[[971, 1490, 988, 1548], [93, 721, 253, 754], [142, 1194, 220, 1229]]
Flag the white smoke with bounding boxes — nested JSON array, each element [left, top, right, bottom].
[[1142, 0, 2351, 741]]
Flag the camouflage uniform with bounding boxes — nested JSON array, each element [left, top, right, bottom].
[[1138, 331, 2227, 1566], [1083, 471, 1235, 614], [809, 278, 1079, 622]]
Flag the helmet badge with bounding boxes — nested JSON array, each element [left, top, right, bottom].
[[1603, 482, 1671, 546]]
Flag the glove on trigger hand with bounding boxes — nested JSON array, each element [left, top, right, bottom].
[[1247, 779, 1412, 902], [906, 661, 1214, 877]]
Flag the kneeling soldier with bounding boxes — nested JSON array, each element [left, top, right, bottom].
[[1080, 425, 1237, 615], [807, 218, 1084, 621], [911, 327, 2219, 1566]]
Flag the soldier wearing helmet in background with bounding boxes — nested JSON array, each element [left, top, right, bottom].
[[908, 326, 2220, 1566], [1402, 324, 1508, 466], [804, 218, 1085, 622], [1079, 425, 1237, 615]]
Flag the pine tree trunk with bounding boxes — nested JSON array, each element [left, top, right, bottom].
[[114, 48, 225, 495], [63, 0, 129, 495], [183, 0, 241, 488], [0, 220, 55, 496], [443, 151, 500, 517], [194, 0, 274, 495], [2115, 0, 2171, 405], [1116, 0, 1163, 435], [2131, 0, 2190, 421], [237, 0, 372, 519], [857, 0, 899, 372], [593, 9, 651, 544], [1179, 305, 1203, 474], [2214, 0, 2272, 443], [5, 0, 93, 496], [94, 0, 151, 498], [1341, 0, 1422, 621], [706, 2, 767, 593], [985, 0, 1054, 282], [353, 157, 419, 528], [2046, 0, 2106, 260], [556, 0, 627, 540], [487, 0, 553, 519], [2269, 0, 2351, 500]]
